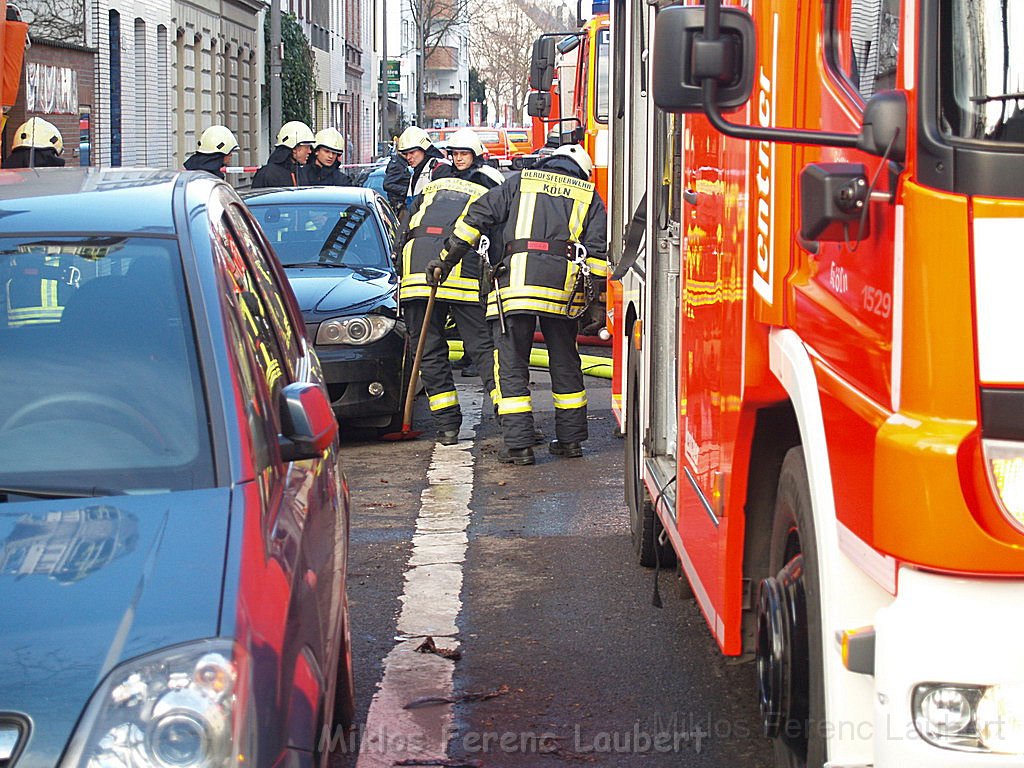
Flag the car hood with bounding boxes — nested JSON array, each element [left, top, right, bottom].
[[286, 265, 397, 316], [0, 488, 230, 768]]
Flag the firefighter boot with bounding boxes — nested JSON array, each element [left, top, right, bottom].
[[548, 440, 583, 458], [498, 446, 535, 465], [436, 430, 460, 446]]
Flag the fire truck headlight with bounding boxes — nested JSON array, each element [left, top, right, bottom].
[[977, 685, 1024, 753], [982, 439, 1024, 531], [913, 683, 1024, 753], [913, 684, 978, 746]]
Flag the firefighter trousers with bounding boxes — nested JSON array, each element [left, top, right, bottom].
[[494, 313, 588, 450], [403, 298, 497, 432]]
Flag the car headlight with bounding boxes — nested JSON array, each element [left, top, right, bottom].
[[60, 639, 238, 768], [913, 682, 1024, 753], [315, 315, 396, 345]]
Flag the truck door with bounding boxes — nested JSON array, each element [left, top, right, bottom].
[[678, 0, 801, 652], [790, 0, 902, 537]]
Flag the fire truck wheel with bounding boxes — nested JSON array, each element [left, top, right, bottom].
[[757, 446, 826, 768], [625, 349, 675, 568]]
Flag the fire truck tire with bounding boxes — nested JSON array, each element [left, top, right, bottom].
[[625, 350, 675, 568], [758, 446, 826, 768]]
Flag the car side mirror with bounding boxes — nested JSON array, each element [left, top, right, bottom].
[[527, 91, 551, 118], [278, 382, 338, 462], [652, 5, 756, 114], [529, 37, 556, 91]]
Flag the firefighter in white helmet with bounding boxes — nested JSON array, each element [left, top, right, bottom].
[[306, 127, 354, 186], [395, 126, 452, 209], [183, 125, 239, 179], [392, 126, 503, 445], [428, 143, 607, 464], [6, 117, 65, 168], [251, 120, 315, 188]]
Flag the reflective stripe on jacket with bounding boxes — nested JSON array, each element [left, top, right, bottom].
[[450, 168, 608, 319], [400, 176, 490, 303], [5, 255, 67, 326]]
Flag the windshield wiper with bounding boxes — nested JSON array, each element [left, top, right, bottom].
[[0, 485, 121, 501], [284, 261, 346, 268]]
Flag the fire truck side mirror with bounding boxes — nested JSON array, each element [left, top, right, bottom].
[[652, 6, 755, 113], [527, 91, 552, 118], [857, 91, 907, 163], [530, 38, 557, 92]]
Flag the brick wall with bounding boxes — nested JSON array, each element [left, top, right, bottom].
[[5, 42, 95, 166]]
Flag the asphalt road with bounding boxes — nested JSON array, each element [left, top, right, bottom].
[[332, 349, 772, 768]]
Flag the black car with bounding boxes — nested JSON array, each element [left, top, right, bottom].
[[241, 186, 409, 432], [0, 168, 354, 768]]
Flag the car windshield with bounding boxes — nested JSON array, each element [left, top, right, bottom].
[[249, 203, 389, 269], [0, 236, 214, 496], [941, 0, 1024, 143]]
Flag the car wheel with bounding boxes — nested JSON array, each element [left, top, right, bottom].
[[756, 446, 826, 768]]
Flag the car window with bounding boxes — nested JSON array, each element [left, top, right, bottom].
[[0, 236, 215, 492], [249, 203, 389, 269], [211, 213, 288, 476], [375, 197, 398, 243], [223, 203, 303, 374]]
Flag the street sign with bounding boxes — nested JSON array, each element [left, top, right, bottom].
[[387, 81, 400, 94]]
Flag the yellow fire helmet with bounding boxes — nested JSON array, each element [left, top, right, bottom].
[[197, 125, 239, 154], [277, 120, 315, 148], [13, 117, 63, 155]]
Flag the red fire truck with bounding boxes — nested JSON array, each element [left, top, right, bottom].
[[608, 0, 1024, 765], [526, 1, 610, 199]]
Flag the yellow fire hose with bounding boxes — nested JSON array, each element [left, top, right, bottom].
[[447, 339, 612, 379]]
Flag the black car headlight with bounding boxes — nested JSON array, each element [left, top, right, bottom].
[[316, 315, 396, 345], [60, 639, 239, 768]]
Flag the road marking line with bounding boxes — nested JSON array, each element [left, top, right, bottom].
[[356, 391, 483, 767]]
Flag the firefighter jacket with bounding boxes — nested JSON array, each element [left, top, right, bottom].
[[408, 146, 453, 204], [251, 145, 310, 188], [4, 254, 74, 326], [305, 160, 354, 186], [398, 161, 504, 304], [444, 156, 608, 320], [6, 147, 65, 168], [383, 155, 411, 211], [183, 152, 228, 179]]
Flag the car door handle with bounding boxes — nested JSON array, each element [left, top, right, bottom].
[[683, 189, 699, 205]]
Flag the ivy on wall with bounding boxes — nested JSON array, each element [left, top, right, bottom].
[[263, 12, 314, 126]]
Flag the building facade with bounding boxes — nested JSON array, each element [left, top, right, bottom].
[[9, 0, 381, 168], [171, 0, 264, 171]]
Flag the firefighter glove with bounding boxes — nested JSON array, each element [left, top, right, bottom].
[[425, 259, 451, 285]]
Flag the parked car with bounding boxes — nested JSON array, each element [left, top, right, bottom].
[[357, 158, 391, 198], [241, 186, 410, 432], [0, 168, 353, 767]]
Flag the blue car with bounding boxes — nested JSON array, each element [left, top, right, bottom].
[[0, 168, 354, 768], [241, 186, 409, 433]]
